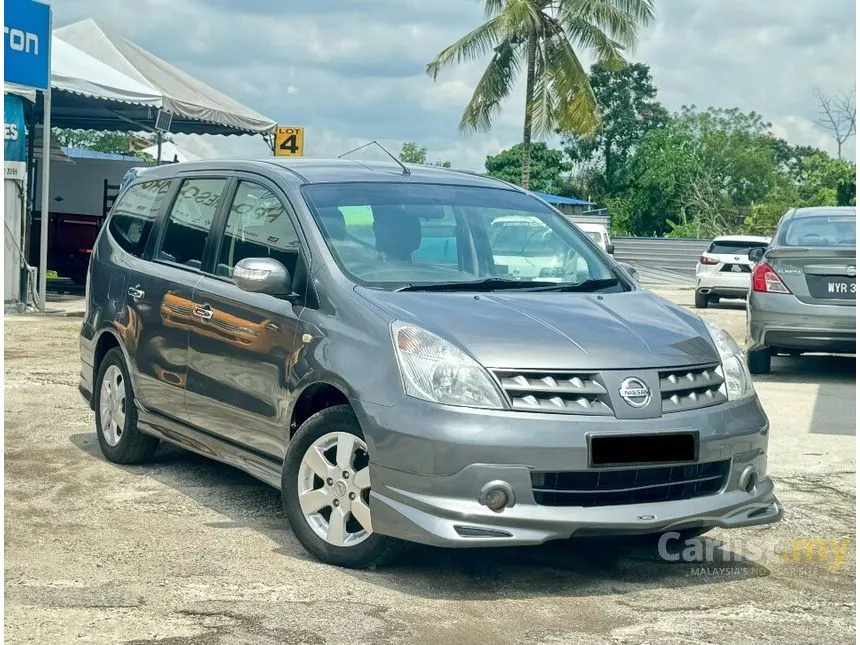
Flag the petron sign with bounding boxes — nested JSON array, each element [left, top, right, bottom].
[[4, 0, 51, 90], [4, 94, 27, 180]]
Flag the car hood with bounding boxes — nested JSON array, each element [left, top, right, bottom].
[[355, 287, 718, 370]]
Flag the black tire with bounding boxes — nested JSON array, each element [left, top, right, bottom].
[[694, 291, 709, 308], [282, 405, 406, 569], [94, 347, 159, 464], [746, 347, 771, 375]]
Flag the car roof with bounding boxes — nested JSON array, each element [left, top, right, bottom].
[[790, 206, 856, 218], [711, 235, 771, 243], [129, 158, 520, 190]]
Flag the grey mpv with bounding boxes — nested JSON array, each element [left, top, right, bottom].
[[79, 159, 782, 568]]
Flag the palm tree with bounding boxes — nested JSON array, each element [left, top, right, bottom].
[[427, 0, 655, 189]]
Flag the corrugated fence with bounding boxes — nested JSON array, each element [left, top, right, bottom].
[[613, 237, 711, 286]]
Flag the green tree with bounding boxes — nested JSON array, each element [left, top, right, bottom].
[[560, 62, 668, 200], [426, 0, 655, 190], [618, 105, 787, 236], [398, 141, 452, 167], [53, 129, 163, 162], [485, 142, 571, 192]]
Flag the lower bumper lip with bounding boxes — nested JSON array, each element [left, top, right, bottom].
[[369, 477, 782, 548]]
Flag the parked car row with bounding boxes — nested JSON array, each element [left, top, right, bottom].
[[694, 208, 856, 375]]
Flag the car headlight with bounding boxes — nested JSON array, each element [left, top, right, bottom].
[[704, 320, 755, 400], [391, 321, 505, 409]]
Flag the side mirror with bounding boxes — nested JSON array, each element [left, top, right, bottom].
[[748, 247, 766, 263], [618, 261, 639, 283], [606, 243, 615, 255], [233, 257, 294, 298]]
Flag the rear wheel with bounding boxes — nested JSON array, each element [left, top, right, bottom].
[[282, 405, 406, 569], [95, 348, 159, 464], [747, 347, 771, 375], [694, 291, 709, 308]]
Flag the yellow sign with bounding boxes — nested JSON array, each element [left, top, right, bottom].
[[275, 126, 304, 157]]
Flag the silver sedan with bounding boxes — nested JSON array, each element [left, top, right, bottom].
[[746, 206, 856, 374]]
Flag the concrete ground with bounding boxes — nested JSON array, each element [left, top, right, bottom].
[[4, 291, 855, 644]]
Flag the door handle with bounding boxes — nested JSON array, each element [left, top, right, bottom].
[[128, 286, 145, 299], [192, 304, 213, 320]]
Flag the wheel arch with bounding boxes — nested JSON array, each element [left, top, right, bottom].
[[92, 328, 137, 399], [289, 380, 353, 440]]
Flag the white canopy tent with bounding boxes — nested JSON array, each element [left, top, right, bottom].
[[50, 37, 163, 107], [54, 19, 277, 136]]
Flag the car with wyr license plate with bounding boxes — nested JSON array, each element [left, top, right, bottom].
[[695, 235, 770, 308], [79, 159, 782, 569], [746, 206, 856, 374]]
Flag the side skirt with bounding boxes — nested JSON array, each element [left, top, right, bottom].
[[136, 403, 283, 490]]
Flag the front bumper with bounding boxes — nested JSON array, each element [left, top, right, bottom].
[[747, 293, 856, 353], [355, 395, 780, 547]]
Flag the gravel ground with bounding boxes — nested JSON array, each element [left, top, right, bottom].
[[4, 293, 856, 644]]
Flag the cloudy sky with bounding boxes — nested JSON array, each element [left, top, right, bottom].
[[52, 0, 857, 169]]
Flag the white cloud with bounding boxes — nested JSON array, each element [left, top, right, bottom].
[[52, 0, 856, 169]]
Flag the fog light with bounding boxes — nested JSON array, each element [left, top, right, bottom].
[[478, 480, 515, 512], [739, 466, 758, 494]]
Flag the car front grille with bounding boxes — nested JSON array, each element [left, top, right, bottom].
[[659, 364, 726, 413], [531, 460, 731, 507], [490, 369, 613, 415]]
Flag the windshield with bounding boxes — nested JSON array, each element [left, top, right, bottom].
[[302, 182, 619, 290], [780, 213, 856, 247]]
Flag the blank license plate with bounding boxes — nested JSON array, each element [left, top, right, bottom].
[[590, 432, 698, 467], [807, 276, 856, 299]]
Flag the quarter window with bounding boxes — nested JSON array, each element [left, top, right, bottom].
[[108, 178, 171, 258], [216, 181, 301, 277], [158, 178, 226, 269]]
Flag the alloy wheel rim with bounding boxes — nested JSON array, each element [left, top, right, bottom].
[[297, 431, 372, 547], [99, 365, 126, 447]]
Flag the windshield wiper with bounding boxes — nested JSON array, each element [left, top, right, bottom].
[[527, 278, 621, 292], [394, 277, 560, 293]]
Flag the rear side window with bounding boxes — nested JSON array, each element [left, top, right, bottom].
[[158, 178, 227, 269], [108, 178, 171, 258], [707, 240, 768, 255]]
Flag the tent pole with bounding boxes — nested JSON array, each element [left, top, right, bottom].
[[38, 86, 52, 313], [156, 131, 162, 166]]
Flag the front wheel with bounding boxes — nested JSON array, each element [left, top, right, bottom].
[[282, 405, 406, 569]]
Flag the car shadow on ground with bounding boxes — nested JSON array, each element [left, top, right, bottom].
[[70, 432, 775, 599], [758, 353, 855, 385]]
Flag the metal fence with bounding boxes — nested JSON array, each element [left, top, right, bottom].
[[613, 237, 710, 275]]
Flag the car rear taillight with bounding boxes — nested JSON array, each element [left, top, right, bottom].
[[752, 262, 791, 294], [699, 255, 719, 265]]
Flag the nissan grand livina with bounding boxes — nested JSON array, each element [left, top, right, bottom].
[[79, 159, 782, 569]]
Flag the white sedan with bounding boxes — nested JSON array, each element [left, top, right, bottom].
[[694, 235, 770, 308]]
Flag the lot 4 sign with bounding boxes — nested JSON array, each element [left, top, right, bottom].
[[275, 126, 304, 157]]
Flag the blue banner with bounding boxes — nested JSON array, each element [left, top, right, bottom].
[[4, 94, 27, 180], [4, 0, 51, 90]]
